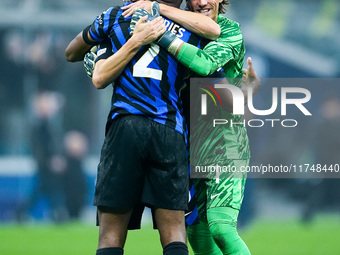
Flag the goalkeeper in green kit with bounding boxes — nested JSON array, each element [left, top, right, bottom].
[[88, 0, 260, 254], [174, 1, 257, 254]]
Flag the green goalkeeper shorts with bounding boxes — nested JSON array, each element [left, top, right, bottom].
[[192, 158, 249, 221]]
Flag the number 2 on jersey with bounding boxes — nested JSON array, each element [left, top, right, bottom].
[[133, 44, 162, 80]]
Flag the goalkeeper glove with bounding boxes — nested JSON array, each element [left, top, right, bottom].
[[130, 1, 160, 35], [130, 2, 183, 56], [84, 46, 97, 78], [150, 1, 160, 17]]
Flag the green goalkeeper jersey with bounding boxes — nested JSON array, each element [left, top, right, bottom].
[[179, 15, 250, 166], [178, 15, 245, 77]]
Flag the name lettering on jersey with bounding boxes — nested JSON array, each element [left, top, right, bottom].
[[164, 20, 185, 38]]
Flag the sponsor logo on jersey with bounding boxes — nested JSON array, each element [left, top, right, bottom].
[[97, 48, 107, 57]]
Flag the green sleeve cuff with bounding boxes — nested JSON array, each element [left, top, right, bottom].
[[177, 43, 214, 76]]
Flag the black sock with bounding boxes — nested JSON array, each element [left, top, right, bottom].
[[163, 242, 188, 255], [96, 247, 123, 255]]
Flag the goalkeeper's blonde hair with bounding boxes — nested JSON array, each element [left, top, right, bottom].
[[186, 0, 229, 14]]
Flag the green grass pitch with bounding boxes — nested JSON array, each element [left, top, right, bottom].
[[1, 215, 340, 254]]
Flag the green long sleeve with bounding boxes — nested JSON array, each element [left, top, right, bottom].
[[177, 15, 245, 78]]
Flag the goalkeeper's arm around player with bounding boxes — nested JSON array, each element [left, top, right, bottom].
[[122, 0, 221, 40], [125, 1, 260, 111], [125, 1, 242, 77]]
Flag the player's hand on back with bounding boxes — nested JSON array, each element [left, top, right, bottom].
[[130, 8, 155, 35], [129, 2, 182, 56], [130, 2, 161, 35], [132, 15, 166, 46]]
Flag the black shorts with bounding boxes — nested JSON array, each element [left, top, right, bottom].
[[93, 115, 189, 211]]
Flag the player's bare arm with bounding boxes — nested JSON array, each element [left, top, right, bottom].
[[93, 16, 166, 89], [65, 31, 94, 62], [122, 0, 221, 40]]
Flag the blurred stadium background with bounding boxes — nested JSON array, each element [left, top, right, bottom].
[[0, 0, 340, 254]]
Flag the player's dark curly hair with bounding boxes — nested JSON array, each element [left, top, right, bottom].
[[186, 0, 229, 14]]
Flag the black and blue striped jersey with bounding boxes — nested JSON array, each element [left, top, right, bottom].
[[87, 2, 206, 136]]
